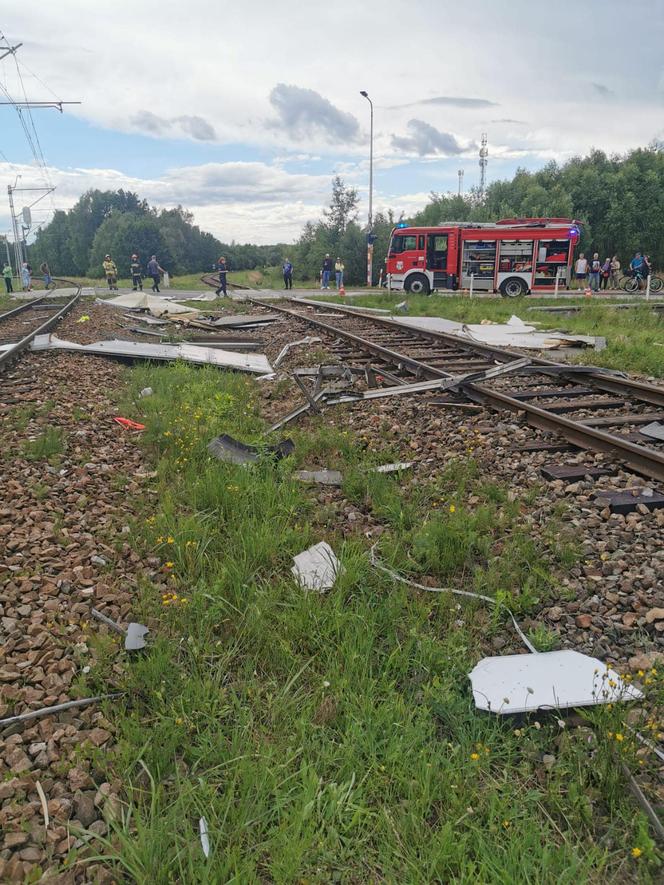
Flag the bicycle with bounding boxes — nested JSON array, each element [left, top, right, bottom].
[[619, 269, 663, 293]]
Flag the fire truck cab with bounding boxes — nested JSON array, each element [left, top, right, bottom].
[[385, 218, 581, 297]]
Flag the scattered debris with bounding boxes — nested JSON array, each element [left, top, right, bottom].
[[207, 433, 294, 465], [371, 462, 414, 474], [468, 650, 642, 715], [395, 301, 409, 313], [291, 541, 343, 592], [31, 334, 273, 375], [113, 417, 146, 431], [273, 336, 322, 369], [91, 608, 150, 651], [76, 315, 91, 323], [199, 312, 281, 329], [293, 469, 343, 486], [622, 763, 664, 843], [369, 545, 536, 652], [199, 817, 210, 858], [35, 781, 49, 832], [99, 291, 201, 317], [0, 694, 123, 729], [393, 314, 606, 350], [293, 296, 391, 315], [641, 421, 664, 442], [139, 387, 153, 398]]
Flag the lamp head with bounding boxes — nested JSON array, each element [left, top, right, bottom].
[[360, 90, 368, 98]]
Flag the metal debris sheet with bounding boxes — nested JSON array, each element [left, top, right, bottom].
[[30, 334, 273, 375], [468, 650, 643, 715], [207, 434, 294, 464]]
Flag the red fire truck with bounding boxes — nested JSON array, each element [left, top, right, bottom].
[[385, 218, 581, 297]]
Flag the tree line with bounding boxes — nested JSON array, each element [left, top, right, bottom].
[[24, 144, 664, 282], [28, 189, 288, 278]]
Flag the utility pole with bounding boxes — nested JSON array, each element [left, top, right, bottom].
[[360, 90, 374, 288], [1, 37, 80, 274], [458, 169, 464, 197]]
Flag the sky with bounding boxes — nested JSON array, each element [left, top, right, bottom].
[[1, 0, 663, 245]]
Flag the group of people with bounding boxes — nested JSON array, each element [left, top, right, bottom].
[[574, 251, 654, 291], [1, 261, 53, 293], [320, 254, 345, 290], [280, 254, 346, 291], [103, 254, 166, 293]]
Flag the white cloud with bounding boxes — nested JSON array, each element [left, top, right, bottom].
[[0, 160, 331, 244]]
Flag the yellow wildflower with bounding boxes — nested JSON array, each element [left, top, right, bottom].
[[165, 561, 174, 569], [631, 847, 642, 859], [166, 536, 174, 544], [615, 733, 624, 742], [470, 752, 480, 761], [449, 504, 456, 513]]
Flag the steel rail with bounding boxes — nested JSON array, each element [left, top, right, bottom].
[[0, 286, 82, 371], [0, 294, 48, 323], [253, 299, 664, 482], [284, 298, 664, 408]]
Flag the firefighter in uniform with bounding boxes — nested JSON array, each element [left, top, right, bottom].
[[103, 255, 118, 291], [130, 254, 143, 291]]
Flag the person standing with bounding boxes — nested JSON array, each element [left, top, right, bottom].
[[147, 255, 165, 293], [610, 254, 621, 289], [282, 258, 293, 290], [630, 251, 646, 288], [20, 262, 32, 291], [600, 257, 611, 290], [335, 257, 345, 289], [215, 256, 228, 296], [103, 254, 118, 291], [40, 261, 53, 289], [321, 254, 333, 290], [588, 253, 601, 292], [2, 261, 13, 293], [130, 254, 143, 291], [574, 253, 588, 290]]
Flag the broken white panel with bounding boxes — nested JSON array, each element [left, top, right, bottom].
[[98, 292, 200, 316], [371, 462, 414, 474], [30, 335, 272, 375], [273, 336, 322, 369], [392, 314, 604, 350], [291, 541, 344, 592], [292, 297, 391, 315], [469, 650, 643, 715], [199, 817, 210, 858]]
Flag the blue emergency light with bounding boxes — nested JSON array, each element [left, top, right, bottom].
[[396, 221, 409, 228]]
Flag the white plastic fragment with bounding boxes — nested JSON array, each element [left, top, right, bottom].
[[139, 387, 153, 398], [469, 650, 643, 715], [371, 462, 414, 474], [291, 542, 343, 592], [273, 336, 321, 369], [199, 817, 210, 858]]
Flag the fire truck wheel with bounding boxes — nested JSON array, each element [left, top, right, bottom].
[[405, 273, 430, 295], [499, 277, 528, 298]]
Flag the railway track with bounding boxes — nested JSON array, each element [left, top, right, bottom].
[[0, 283, 82, 372], [252, 297, 664, 484]]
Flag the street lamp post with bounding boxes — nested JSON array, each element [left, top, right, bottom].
[[360, 90, 374, 288]]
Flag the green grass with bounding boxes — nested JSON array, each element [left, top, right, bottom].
[[52, 268, 323, 293], [21, 427, 66, 461], [308, 293, 664, 378], [66, 361, 662, 882]]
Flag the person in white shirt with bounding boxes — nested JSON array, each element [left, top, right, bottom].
[[335, 258, 345, 289], [574, 253, 588, 290]]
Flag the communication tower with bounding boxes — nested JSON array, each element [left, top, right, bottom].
[[457, 169, 464, 196], [479, 133, 488, 196]]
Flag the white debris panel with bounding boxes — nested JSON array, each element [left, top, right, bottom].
[[31, 335, 272, 375], [98, 291, 200, 316], [291, 541, 343, 592], [393, 314, 604, 350], [469, 650, 643, 715]]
